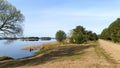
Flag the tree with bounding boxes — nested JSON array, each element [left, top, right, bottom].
[[100, 18, 120, 42], [85, 31, 93, 40], [0, 0, 24, 37], [55, 30, 66, 42], [70, 25, 87, 44], [109, 18, 120, 42], [91, 33, 98, 41], [100, 28, 111, 40], [70, 25, 98, 44]]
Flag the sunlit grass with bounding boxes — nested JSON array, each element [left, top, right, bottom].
[[94, 41, 118, 64]]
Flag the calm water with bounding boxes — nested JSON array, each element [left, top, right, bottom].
[[0, 39, 55, 59]]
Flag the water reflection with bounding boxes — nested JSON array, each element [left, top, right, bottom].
[[0, 39, 55, 59], [4, 40, 15, 45]]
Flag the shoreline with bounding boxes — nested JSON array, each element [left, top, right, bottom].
[[22, 41, 59, 50], [0, 41, 59, 63], [1, 40, 120, 68], [1, 40, 118, 68]]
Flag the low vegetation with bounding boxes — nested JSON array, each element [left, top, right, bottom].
[[0, 56, 13, 61]]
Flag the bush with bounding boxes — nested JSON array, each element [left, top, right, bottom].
[[70, 25, 98, 44], [55, 30, 66, 42]]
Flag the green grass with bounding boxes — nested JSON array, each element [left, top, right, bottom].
[[94, 41, 118, 64]]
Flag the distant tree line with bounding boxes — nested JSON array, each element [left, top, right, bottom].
[[55, 25, 98, 44], [100, 18, 120, 42], [20, 37, 39, 41], [40, 37, 51, 40]]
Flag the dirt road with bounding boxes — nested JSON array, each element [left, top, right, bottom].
[[98, 39, 120, 63]]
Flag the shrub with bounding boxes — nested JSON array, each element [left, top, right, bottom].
[[55, 30, 66, 42]]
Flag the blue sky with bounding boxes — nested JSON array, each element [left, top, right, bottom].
[[7, 0, 120, 37]]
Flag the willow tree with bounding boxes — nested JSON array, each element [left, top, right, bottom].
[[0, 0, 24, 37]]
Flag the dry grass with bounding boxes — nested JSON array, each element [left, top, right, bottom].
[[22, 42, 61, 50], [1, 40, 120, 68], [98, 39, 120, 63], [0, 43, 89, 67], [94, 41, 117, 64], [17, 41, 119, 68]]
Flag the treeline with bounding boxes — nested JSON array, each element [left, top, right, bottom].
[[40, 37, 51, 40], [100, 18, 120, 42], [55, 25, 98, 44], [21, 37, 52, 41], [70, 25, 98, 44]]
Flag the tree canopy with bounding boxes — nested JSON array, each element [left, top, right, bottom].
[[55, 30, 66, 42], [70, 25, 98, 44], [0, 0, 25, 37], [100, 18, 120, 42]]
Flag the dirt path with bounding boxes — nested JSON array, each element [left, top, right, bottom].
[[98, 39, 120, 63], [17, 43, 115, 68]]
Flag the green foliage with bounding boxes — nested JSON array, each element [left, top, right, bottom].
[[70, 25, 98, 44], [92, 33, 98, 41], [100, 28, 111, 40], [55, 30, 66, 42], [85, 31, 98, 41], [100, 18, 120, 42], [109, 18, 120, 42], [70, 26, 86, 44]]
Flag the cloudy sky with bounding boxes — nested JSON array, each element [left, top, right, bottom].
[[7, 0, 120, 37]]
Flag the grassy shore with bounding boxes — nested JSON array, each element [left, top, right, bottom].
[[0, 41, 118, 68], [0, 41, 90, 67], [0, 56, 13, 61]]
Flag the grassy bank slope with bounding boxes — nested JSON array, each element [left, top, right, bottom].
[[0, 41, 119, 68]]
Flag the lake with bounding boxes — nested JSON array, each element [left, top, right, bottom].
[[0, 39, 56, 59]]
